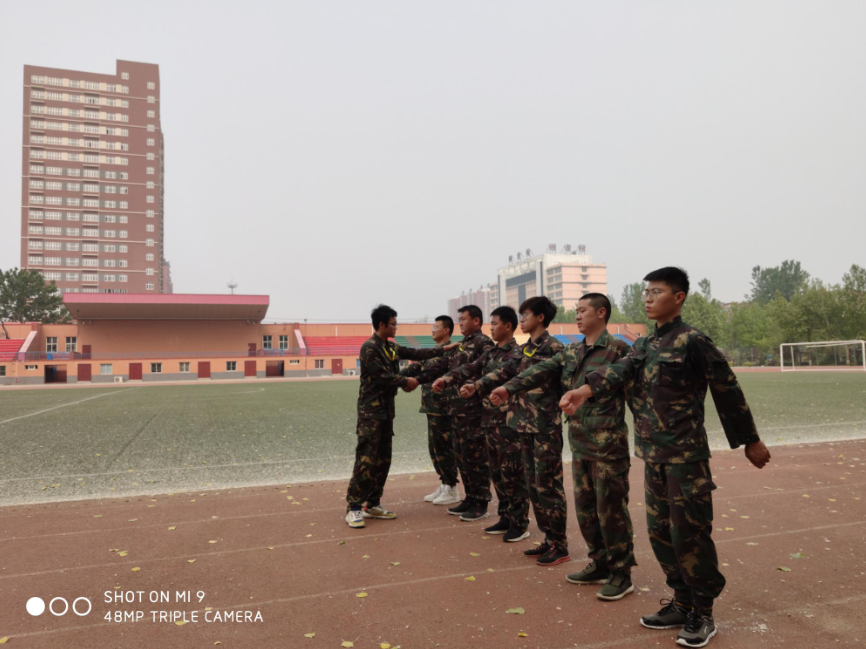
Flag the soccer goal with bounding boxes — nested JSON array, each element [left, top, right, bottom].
[[780, 340, 866, 372]]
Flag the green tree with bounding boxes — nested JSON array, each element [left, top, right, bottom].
[[840, 264, 866, 340], [620, 282, 651, 327], [0, 268, 69, 339], [681, 278, 725, 343], [749, 260, 810, 304], [607, 294, 628, 324], [552, 304, 577, 324]]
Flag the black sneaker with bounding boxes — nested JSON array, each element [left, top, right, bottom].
[[640, 598, 692, 630], [484, 517, 510, 534], [676, 609, 716, 647], [503, 528, 530, 543], [459, 504, 490, 522], [536, 543, 570, 566], [448, 500, 472, 516], [524, 541, 551, 557], [566, 560, 610, 585]]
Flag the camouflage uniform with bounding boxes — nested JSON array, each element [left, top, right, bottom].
[[403, 342, 459, 487], [441, 339, 528, 528], [585, 316, 761, 608], [414, 330, 495, 506], [500, 330, 636, 572], [346, 335, 443, 511], [476, 331, 569, 548]]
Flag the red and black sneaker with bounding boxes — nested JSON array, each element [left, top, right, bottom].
[[524, 541, 551, 557], [536, 543, 570, 566]]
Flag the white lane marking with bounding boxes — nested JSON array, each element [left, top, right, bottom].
[[0, 388, 139, 427]]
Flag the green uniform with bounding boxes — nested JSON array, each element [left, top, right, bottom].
[[585, 317, 761, 608], [415, 330, 495, 505], [476, 331, 569, 548], [346, 335, 443, 511], [441, 339, 528, 528]]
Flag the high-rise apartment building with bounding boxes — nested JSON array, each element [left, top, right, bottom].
[[21, 59, 169, 294]]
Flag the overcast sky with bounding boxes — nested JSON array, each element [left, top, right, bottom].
[[2, 1, 864, 321]]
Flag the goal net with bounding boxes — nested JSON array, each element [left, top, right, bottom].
[[780, 340, 866, 372]]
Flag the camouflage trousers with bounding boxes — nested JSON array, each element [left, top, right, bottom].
[[486, 426, 529, 528], [427, 414, 458, 486], [644, 461, 726, 610], [451, 413, 491, 504], [571, 456, 635, 573], [523, 431, 568, 548], [346, 418, 393, 511]]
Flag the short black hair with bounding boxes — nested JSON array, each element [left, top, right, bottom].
[[371, 304, 397, 330], [457, 304, 484, 324], [643, 267, 690, 296], [435, 315, 454, 336], [579, 293, 612, 323], [490, 306, 518, 331], [519, 296, 557, 328]]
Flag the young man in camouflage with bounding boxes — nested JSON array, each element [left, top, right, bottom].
[[476, 296, 572, 567], [561, 268, 772, 648], [491, 294, 635, 594], [412, 305, 495, 521], [345, 304, 450, 529], [432, 306, 529, 535], [412, 315, 462, 506]]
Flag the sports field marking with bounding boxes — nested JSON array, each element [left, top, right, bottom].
[[0, 388, 140, 427]]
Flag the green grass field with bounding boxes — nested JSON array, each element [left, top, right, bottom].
[[0, 372, 864, 505]]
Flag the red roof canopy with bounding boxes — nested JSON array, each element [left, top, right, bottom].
[[63, 293, 270, 321]]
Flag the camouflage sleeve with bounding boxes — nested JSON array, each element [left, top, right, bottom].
[[364, 344, 408, 389], [396, 345, 444, 361], [502, 352, 564, 395], [444, 352, 488, 385], [400, 361, 423, 378], [690, 334, 761, 448], [584, 341, 643, 397], [412, 354, 451, 384], [474, 353, 521, 396]]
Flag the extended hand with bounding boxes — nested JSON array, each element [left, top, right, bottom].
[[559, 385, 592, 415], [431, 377, 447, 393], [745, 441, 771, 469], [403, 377, 420, 393], [443, 342, 460, 352], [489, 386, 509, 406], [459, 383, 477, 399]]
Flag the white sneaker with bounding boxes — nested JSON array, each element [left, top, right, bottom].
[[346, 510, 365, 528], [432, 485, 462, 506], [424, 484, 445, 502]]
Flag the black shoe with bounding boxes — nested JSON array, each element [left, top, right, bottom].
[[459, 504, 490, 521], [524, 541, 551, 557], [640, 598, 692, 630], [503, 528, 530, 543], [536, 543, 570, 566], [566, 560, 610, 585], [448, 500, 472, 516], [676, 608, 716, 647], [484, 517, 510, 534]]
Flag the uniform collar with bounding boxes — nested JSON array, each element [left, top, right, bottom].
[[499, 338, 516, 351], [653, 316, 684, 338], [581, 328, 610, 350], [528, 330, 549, 348]]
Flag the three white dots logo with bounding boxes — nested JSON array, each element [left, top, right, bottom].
[[27, 596, 92, 617]]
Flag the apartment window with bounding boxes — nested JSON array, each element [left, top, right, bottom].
[[25, 365, 38, 371], [119, 186, 128, 194], [65, 212, 80, 221], [103, 275, 115, 282], [289, 360, 300, 365], [29, 210, 44, 220], [147, 96, 155, 103], [100, 364, 112, 375], [172, 361, 189, 374], [119, 245, 128, 253], [147, 82, 155, 90], [119, 275, 127, 282], [45, 226, 62, 236], [43, 272, 61, 281], [65, 258, 80, 266], [146, 225, 155, 233], [82, 273, 98, 282], [146, 210, 155, 218], [65, 273, 79, 281], [146, 196, 155, 203], [66, 243, 80, 251], [121, 72, 129, 80], [104, 244, 116, 252], [46, 337, 58, 353], [66, 228, 80, 236], [226, 361, 237, 371], [146, 167, 154, 174], [29, 241, 44, 250], [147, 125, 155, 132], [119, 230, 128, 239], [83, 259, 99, 267], [146, 268, 155, 275], [146, 253, 155, 261], [146, 153, 155, 161], [279, 335, 289, 350], [146, 239, 154, 247], [314, 360, 325, 369], [146, 283, 154, 290], [147, 138, 155, 147], [151, 363, 162, 373], [103, 259, 116, 267], [262, 335, 273, 349], [147, 110, 155, 118], [65, 337, 77, 353]]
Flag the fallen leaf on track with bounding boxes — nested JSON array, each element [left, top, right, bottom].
[[506, 607, 526, 615]]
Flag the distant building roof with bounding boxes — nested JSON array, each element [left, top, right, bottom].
[[63, 293, 269, 321]]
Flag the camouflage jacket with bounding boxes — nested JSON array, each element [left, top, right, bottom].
[[357, 335, 444, 421], [414, 330, 495, 418], [585, 316, 761, 464], [402, 341, 455, 416], [475, 331, 565, 436], [441, 338, 520, 428], [500, 330, 630, 460]]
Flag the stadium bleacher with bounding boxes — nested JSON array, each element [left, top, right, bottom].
[[303, 334, 467, 355], [0, 339, 25, 361], [552, 334, 634, 346], [395, 335, 464, 348]]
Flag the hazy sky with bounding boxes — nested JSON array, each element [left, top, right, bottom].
[[2, 1, 864, 321]]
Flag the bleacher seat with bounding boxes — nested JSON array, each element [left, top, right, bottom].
[[0, 339, 25, 361]]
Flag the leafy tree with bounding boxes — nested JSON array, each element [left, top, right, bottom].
[[840, 264, 866, 340], [620, 283, 652, 328], [0, 268, 69, 339], [607, 294, 628, 324], [552, 304, 577, 324], [681, 279, 725, 342], [749, 260, 810, 304]]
